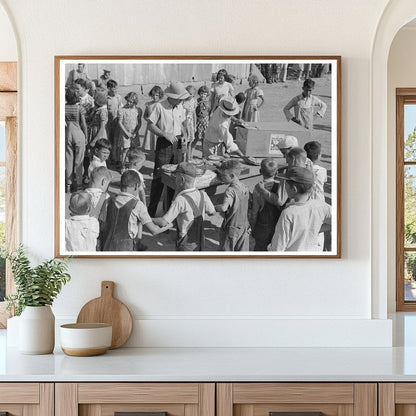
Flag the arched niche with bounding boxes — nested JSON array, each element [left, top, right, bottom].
[[371, 1, 416, 318], [0, 1, 17, 61]]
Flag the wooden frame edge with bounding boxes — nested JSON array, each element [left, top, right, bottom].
[[54, 56, 61, 258], [54, 55, 342, 259]]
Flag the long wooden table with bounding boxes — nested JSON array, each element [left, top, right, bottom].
[[160, 162, 264, 206]]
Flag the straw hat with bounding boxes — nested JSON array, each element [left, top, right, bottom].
[[218, 97, 240, 116], [164, 81, 190, 100]]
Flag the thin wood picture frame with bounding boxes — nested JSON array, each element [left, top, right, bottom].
[[55, 56, 341, 258]]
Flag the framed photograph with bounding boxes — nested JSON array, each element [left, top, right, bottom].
[[55, 56, 341, 258]]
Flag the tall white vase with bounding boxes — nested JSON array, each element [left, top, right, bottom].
[[19, 305, 55, 354]]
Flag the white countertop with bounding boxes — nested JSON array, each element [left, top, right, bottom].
[[2, 344, 416, 382], [2, 313, 416, 382]]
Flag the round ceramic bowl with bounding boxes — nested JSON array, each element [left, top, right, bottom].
[[60, 323, 112, 357]]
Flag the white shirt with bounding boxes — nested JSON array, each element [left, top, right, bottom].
[[269, 199, 331, 252], [79, 93, 94, 113], [311, 163, 327, 201], [148, 99, 185, 137], [205, 107, 232, 144], [283, 93, 327, 130], [163, 188, 215, 238], [65, 215, 99, 252]]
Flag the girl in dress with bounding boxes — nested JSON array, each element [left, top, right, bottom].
[[210, 68, 234, 115], [242, 75, 264, 122], [89, 88, 109, 147], [195, 85, 211, 152], [106, 79, 122, 163], [142, 85, 163, 151], [183, 85, 197, 160], [115, 91, 142, 171], [65, 88, 87, 193], [84, 89, 108, 184]]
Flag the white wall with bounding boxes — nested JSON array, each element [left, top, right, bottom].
[[0, 0, 394, 347], [387, 26, 416, 312], [0, 3, 16, 61]]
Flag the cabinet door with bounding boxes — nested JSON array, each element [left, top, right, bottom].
[[0, 383, 53, 416], [55, 383, 215, 416], [217, 383, 377, 416], [379, 383, 416, 416]]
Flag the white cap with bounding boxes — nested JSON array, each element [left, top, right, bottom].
[[278, 135, 298, 149]]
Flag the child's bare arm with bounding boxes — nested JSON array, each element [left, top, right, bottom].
[[314, 96, 327, 118], [144, 220, 172, 235], [215, 202, 228, 213], [153, 217, 168, 227], [215, 194, 232, 212], [133, 109, 142, 137], [319, 206, 332, 233], [257, 181, 284, 207], [215, 189, 233, 213], [91, 119, 107, 147], [118, 117, 132, 138], [283, 96, 299, 123], [148, 121, 177, 144], [80, 112, 88, 140]]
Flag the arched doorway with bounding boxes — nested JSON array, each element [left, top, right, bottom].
[[371, 1, 416, 317]]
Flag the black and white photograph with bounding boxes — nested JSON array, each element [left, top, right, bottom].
[[55, 57, 340, 257]]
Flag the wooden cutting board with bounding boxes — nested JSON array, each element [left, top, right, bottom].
[[76, 281, 133, 349]]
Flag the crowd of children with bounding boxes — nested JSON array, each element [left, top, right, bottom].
[[65, 142, 331, 253], [64, 65, 331, 253]]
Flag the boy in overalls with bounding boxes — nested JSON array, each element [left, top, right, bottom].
[[154, 162, 215, 251], [101, 170, 169, 251], [250, 158, 283, 251], [85, 166, 112, 250], [215, 159, 250, 251]]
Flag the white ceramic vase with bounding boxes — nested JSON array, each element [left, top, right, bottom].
[[19, 305, 55, 354]]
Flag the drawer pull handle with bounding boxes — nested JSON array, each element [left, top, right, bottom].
[[270, 413, 323, 416], [115, 412, 168, 416]]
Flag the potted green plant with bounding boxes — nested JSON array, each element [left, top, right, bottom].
[[4, 245, 71, 354]]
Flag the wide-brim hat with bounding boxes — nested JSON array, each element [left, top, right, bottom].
[[164, 81, 190, 100], [218, 97, 240, 116], [276, 166, 315, 185], [103, 69, 111, 74]]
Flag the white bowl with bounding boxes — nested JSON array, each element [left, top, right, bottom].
[[60, 323, 112, 356]]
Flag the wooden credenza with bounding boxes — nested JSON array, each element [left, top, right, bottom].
[[3, 382, 416, 416], [0, 383, 53, 415], [55, 383, 215, 416], [217, 383, 377, 416]]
